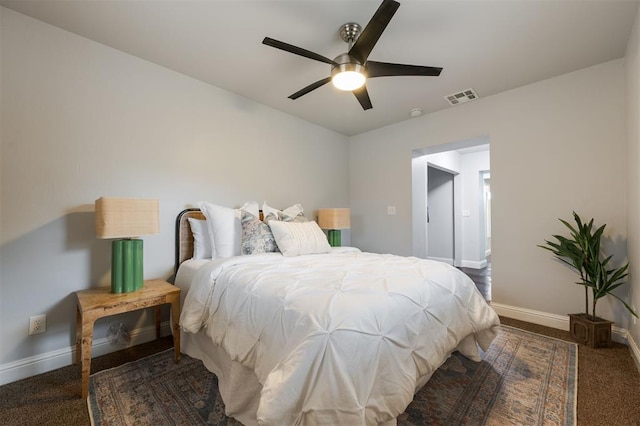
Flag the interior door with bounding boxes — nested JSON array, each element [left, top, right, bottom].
[[427, 166, 455, 264]]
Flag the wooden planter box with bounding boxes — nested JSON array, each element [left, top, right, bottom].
[[569, 313, 613, 348]]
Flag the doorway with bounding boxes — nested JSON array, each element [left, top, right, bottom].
[[411, 138, 492, 301]]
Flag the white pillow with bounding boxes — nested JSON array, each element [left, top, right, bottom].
[[268, 220, 331, 257], [199, 201, 259, 258], [187, 218, 212, 259]]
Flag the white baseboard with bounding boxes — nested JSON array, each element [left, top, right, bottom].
[[492, 303, 568, 330], [0, 322, 172, 386], [427, 256, 454, 265], [460, 259, 488, 269], [492, 303, 628, 344], [427, 258, 488, 269], [628, 332, 640, 372]]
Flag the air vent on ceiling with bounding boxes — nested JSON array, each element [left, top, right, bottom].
[[444, 88, 478, 106]]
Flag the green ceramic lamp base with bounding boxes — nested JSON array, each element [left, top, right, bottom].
[[111, 239, 143, 293], [327, 229, 341, 247]]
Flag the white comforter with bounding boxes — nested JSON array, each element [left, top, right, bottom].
[[180, 247, 500, 425]]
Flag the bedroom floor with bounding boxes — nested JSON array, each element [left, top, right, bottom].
[[0, 317, 638, 425], [458, 259, 491, 301], [0, 317, 640, 426]]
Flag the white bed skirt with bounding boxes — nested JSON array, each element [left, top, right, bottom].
[[181, 331, 398, 426], [182, 330, 261, 425]]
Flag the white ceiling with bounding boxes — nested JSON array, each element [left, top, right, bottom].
[[2, 0, 638, 136]]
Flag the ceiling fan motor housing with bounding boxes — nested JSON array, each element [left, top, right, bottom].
[[332, 52, 367, 78]]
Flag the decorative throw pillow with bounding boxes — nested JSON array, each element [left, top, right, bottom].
[[268, 220, 331, 257], [261, 202, 281, 222], [282, 204, 309, 223], [262, 202, 308, 223], [241, 210, 278, 255], [187, 218, 212, 259]]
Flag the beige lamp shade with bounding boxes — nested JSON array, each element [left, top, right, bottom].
[[318, 208, 351, 230], [95, 197, 159, 239]]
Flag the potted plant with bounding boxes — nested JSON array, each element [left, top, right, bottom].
[[538, 211, 637, 347]]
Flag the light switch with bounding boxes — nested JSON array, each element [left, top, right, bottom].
[[387, 206, 396, 215]]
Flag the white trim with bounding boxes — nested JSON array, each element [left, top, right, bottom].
[[627, 332, 640, 373], [421, 254, 487, 268], [426, 256, 454, 265], [492, 303, 568, 330], [492, 303, 628, 344], [460, 259, 488, 269], [0, 322, 172, 386]]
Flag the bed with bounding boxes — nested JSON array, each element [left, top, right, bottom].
[[174, 207, 500, 425]]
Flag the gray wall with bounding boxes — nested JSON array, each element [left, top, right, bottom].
[[350, 59, 628, 327], [0, 8, 349, 381]]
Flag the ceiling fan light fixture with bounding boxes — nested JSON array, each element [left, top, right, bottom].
[[331, 63, 366, 91], [263, 0, 442, 109], [332, 71, 366, 91]]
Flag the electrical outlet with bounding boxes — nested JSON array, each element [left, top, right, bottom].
[[29, 314, 46, 335]]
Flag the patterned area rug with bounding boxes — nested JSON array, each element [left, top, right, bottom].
[[89, 325, 577, 425]]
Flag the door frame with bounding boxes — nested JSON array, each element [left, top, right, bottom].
[[411, 136, 490, 265], [411, 156, 462, 266]]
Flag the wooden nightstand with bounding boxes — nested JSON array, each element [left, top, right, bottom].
[[75, 279, 181, 399]]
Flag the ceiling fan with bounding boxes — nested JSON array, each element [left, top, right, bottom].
[[262, 0, 442, 110]]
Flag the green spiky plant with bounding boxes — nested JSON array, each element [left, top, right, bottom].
[[538, 211, 637, 320]]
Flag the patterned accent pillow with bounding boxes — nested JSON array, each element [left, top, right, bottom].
[[284, 213, 309, 223], [262, 202, 309, 223], [262, 211, 280, 223], [241, 210, 279, 255], [281, 204, 308, 222]]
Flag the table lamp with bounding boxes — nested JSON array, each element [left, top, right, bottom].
[[318, 208, 350, 247], [95, 197, 159, 293]]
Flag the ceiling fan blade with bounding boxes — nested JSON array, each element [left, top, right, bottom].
[[263, 37, 336, 65], [367, 61, 443, 78], [348, 0, 400, 65], [288, 77, 332, 100], [353, 85, 373, 110]]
